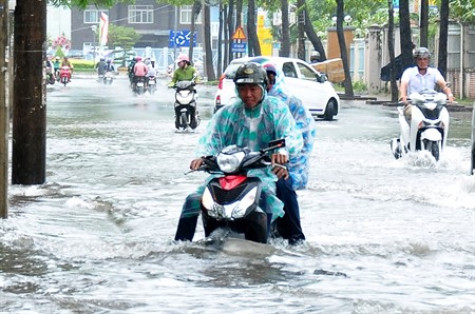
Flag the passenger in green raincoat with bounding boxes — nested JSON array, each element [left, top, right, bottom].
[[174, 62, 303, 243]]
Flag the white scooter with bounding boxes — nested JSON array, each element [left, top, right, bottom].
[[391, 90, 449, 161]]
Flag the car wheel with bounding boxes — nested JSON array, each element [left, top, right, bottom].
[[323, 99, 336, 121]]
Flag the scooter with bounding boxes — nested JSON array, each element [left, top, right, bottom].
[[59, 66, 72, 86], [173, 80, 200, 132], [192, 139, 286, 244], [391, 90, 449, 161], [147, 76, 157, 94], [103, 71, 114, 85], [133, 76, 147, 96]]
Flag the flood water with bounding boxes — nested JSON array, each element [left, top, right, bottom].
[[1, 76, 474, 313]]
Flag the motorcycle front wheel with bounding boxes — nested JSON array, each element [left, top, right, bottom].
[[423, 139, 440, 161]]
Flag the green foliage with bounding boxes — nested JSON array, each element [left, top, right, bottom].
[[108, 24, 141, 51], [48, 0, 134, 9], [69, 59, 94, 71]]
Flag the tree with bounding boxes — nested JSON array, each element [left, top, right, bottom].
[[108, 24, 141, 51], [279, 0, 291, 57], [247, 0, 261, 56], [296, 0, 306, 60], [204, 1, 216, 80], [387, 0, 398, 102], [399, 0, 413, 72], [335, 0, 353, 96], [303, 0, 326, 60], [437, 0, 449, 78], [420, 0, 429, 47]]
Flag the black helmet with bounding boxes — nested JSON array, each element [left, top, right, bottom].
[[233, 62, 267, 88], [414, 47, 431, 59]]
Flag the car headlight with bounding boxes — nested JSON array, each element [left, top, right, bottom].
[[217, 151, 244, 173]]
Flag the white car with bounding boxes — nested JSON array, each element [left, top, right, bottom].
[[214, 56, 340, 120]]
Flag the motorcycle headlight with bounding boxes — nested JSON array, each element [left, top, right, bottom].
[[231, 187, 258, 219], [202, 187, 214, 210], [217, 151, 244, 173]]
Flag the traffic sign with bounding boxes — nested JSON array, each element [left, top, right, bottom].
[[168, 30, 197, 48], [232, 42, 247, 53], [232, 26, 247, 40]]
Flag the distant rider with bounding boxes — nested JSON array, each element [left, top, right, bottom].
[[132, 56, 148, 90], [174, 62, 303, 242], [309, 51, 322, 64], [399, 47, 455, 120], [168, 54, 201, 129], [105, 58, 116, 73], [53, 56, 61, 78], [95, 57, 107, 77]]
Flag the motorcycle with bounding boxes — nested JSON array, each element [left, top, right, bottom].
[[192, 139, 286, 244], [103, 71, 114, 85], [173, 80, 200, 132], [45, 68, 55, 85], [147, 76, 157, 94], [58, 66, 72, 86], [133, 76, 147, 96], [390, 90, 449, 161]]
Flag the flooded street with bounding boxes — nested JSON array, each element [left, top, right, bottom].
[[1, 76, 474, 313]]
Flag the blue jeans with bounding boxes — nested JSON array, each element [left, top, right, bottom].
[[274, 177, 306, 244]]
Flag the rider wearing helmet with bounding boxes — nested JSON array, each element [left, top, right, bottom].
[[174, 62, 303, 242], [169, 54, 202, 129], [105, 58, 116, 72], [263, 61, 316, 245], [399, 47, 455, 120], [95, 57, 106, 77], [53, 56, 61, 78], [309, 51, 321, 64]]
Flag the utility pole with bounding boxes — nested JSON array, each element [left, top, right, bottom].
[[12, 0, 47, 185], [0, 0, 8, 218]]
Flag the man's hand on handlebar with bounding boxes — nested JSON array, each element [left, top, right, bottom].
[[190, 158, 204, 170], [271, 153, 289, 180]]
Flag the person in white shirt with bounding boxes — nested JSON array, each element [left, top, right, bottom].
[[399, 47, 455, 120]]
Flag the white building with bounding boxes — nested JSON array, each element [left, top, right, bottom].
[[47, 5, 71, 40]]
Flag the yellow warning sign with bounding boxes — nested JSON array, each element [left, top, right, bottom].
[[232, 26, 247, 40]]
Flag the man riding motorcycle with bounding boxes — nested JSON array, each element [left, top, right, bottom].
[[132, 56, 148, 92], [168, 54, 201, 129], [174, 62, 303, 243], [399, 47, 455, 120]]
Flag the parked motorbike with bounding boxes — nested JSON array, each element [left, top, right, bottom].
[[59, 66, 72, 86], [147, 76, 157, 94], [103, 71, 114, 85], [191, 139, 286, 244], [391, 90, 449, 161], [133, 76, 147, 96], [173, 80, 200, 132], [45, 68, 55, 85]]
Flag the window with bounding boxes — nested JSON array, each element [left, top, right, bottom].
[[180, 5, 202, 24], [282, 62, 297, 78], [84, 9, 108, 24], [128, 5, 154, 24], [297, 62, 317, 80]]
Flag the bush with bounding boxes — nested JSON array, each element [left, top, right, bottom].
[[70, 59, 95, 72]]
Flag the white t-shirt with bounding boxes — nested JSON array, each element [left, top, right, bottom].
[[400, 66, 444, 95]]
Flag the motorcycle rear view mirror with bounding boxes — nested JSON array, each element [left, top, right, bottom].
[[266, 139, 286, 151]]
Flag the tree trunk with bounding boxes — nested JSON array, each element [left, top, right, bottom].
[[217, 1, 223, 75], [419, 0, 428, 48], [303, 0, 326, 60], [227, 0, 234, 62], [280, 0, 290, 57], [388, 0, 398, 102], [0, 0, 8, 217], [437, 0, 449, 78], [204, 4, 216, 80], [247, 0, 261, 56], [12, 0, 47, 184], [189, 0, 202, 63], [336, 0, 353, 96], [297, 0, 306, 61], [399, 0, 413, 71]]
